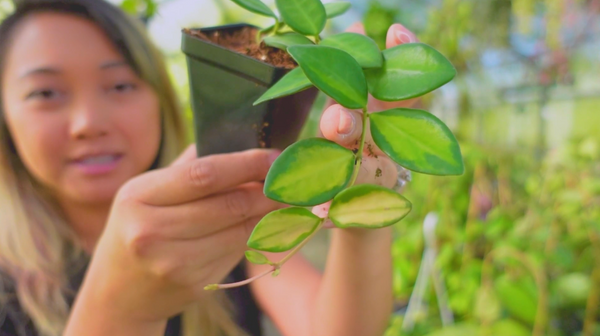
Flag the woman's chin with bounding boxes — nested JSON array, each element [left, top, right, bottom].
[[62, 182, 122, 206]]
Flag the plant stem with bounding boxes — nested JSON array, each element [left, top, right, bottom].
[[207, 267, 275, 290], [314, 35, 321, 44], [255, 31, 263, 44], [256, 19, 282, 44], [349, 108, 369, 186], [206, 220, 325, 290]]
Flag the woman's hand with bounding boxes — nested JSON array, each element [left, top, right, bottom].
[[314, 23, 418, 221], [68, 146, 282, 333]]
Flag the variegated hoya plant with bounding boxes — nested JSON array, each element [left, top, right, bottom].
[[205, 0, 464, 290]]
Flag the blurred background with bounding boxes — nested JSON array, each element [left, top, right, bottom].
[[2, 0, 599, 335]]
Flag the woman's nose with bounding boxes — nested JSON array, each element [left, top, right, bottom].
[[69, 96, 109, 140]]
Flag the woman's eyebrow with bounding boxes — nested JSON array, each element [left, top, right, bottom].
[[100, 60, 128, 70], [19, 67, 61, 79]]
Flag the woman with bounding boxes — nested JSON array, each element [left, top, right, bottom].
[[0, 1, 419, 335]]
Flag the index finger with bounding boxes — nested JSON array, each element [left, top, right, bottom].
[[319, 104, 387, 157], [170, 143, 197, 166], [131, 149, 280, 206]]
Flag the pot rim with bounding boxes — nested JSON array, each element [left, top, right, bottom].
[[182, 23, 294, 71]]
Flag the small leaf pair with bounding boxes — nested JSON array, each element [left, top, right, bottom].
[[263, 109, 464, 207], [233, 0, 351, 35], [265, 32, 381, 68], [255, 42, 457, 111], [255, 45, 369, 109], [278, 1, 353, 34], [247, 185, 412, 253], [245, 250, 271, 265], [256, 33, 382, 108]]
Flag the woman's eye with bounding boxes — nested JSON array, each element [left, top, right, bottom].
[[112, 82, 137, 93], [26, 89, 60, 100]]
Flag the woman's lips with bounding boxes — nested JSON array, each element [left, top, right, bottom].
[[71, 154, 122, 175]]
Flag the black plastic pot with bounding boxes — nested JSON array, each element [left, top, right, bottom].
[[181, 24, 318, 157]]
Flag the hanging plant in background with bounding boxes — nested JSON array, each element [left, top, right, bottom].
[[189, 0, 464, 290], [120, 0, 158, 23]]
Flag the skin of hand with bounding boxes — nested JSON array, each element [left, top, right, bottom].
[[65, 147, 283, 335], [246, 23, 421, 336]]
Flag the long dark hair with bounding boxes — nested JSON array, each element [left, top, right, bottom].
[[0, 1, 188, 335]]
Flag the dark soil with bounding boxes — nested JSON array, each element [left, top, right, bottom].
[[184, 26, 297, 69]]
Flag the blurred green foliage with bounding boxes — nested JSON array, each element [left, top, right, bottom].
[[363, 0, 589, 71], [385, 137, 600, 336], [363, 2, 397, 50], [0, 0, 13, 20], [120, 0, 158, 20]]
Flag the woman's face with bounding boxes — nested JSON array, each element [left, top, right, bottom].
[[1, 12, 161, 205]]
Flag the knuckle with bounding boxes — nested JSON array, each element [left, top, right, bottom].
[[151, 259, 183, 282], [189, 160, 217, 189], [225, 190, 251, 218], [115, 180, 140, 204], [123, 225, 157, 258]]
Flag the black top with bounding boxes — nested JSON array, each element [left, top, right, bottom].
[[0, 262, 262, 336]]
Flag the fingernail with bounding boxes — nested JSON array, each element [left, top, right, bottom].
[[268, 150, 281, 165], [395, 26, 415, 44], [337, 108, 355, 135]]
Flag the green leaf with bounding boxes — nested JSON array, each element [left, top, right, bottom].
[[247, 208, 321, 252], [554, 273, 591, 308], [424, 324, 480, 336], [275, 0, 326, 36], [320, 33, 382, 68], [121, 0, 139, 14], [263, 32, 314, 50], [245, 250, 270, 265], [254, 68, 312, 105], [325, 1, 351, 18], [260, 22, 288, 36], [288, 45, 368, 109], [232, 0, 277, 18], [143, 0, 157, 17], [491, 320, 531, 336], [329, 185, 412, 228], [265, 138, 355, 206], [494, 275, 537, 325], [365, 43, 456, 101], [370, 108, 464, 175], [474, 286, 501, 322], [364, 3, 396, 49]]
